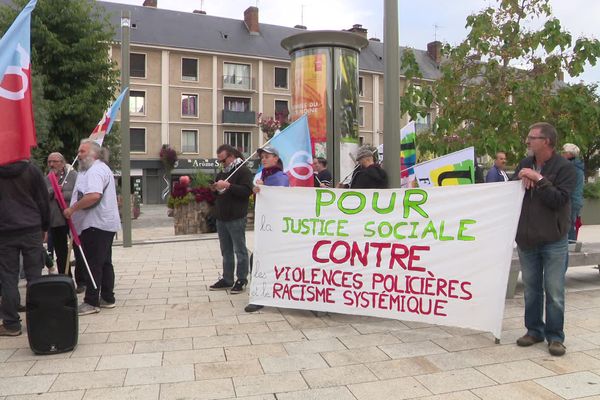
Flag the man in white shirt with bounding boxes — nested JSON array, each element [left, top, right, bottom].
[[64, 139, 121, 315]]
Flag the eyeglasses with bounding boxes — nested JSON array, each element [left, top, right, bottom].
[[47, 160, 63, 163], [526, 136, 546, 141]]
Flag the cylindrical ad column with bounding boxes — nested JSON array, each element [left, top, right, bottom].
[[282, 31, 368, 185]]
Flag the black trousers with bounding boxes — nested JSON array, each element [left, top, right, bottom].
[[49, 225, 86, 286], [0, 231, 43, 330], [80, 228, 115, 307]]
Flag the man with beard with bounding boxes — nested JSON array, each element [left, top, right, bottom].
[[45, 152, 86, 292], [0, 160, 50, 336], [63, 139, 120, 315]]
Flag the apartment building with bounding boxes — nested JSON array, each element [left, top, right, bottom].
[[101, 0, 442, 204]]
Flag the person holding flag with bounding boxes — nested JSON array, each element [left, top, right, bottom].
[[245, 145, 290, 313], [63, 139, 120, 315]]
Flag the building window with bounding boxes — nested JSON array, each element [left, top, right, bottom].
[[225, 131, 251, 156], [359, 76, 364, 97], [223, 62, 251, 89], [129, 90, 145, 115], [182, 57, 198, 81], [274, 67, 288, 89], [181, 130, 198, 153], [224, 96, 250, 112], [130, 53, 146, 78], [275, 100, 289, 122], [130, 128, 146, 152], [358, 106, 365, 127], [181, 94, 198, 117]]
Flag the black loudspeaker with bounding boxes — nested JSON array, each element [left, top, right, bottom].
[[26, 275, 78, 354]]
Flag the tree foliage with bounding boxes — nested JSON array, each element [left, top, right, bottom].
[[411, 0, 600, 164], [0, 0, 119, 165], [549, 83, 600, 178]]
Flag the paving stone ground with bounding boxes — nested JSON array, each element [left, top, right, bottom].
[[0, 206, 599, 400]]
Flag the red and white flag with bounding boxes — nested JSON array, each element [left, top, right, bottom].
[[0, 0, 37, 166]]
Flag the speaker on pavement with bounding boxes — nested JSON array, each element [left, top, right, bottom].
[[26, 275, 78, 354]]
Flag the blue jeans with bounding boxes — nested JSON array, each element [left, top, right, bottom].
[[216, 218, 248, 284], [518, 236, 568, 343]]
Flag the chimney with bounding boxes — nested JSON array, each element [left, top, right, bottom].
[[294, 24, 307, 30], [427, 41, 442, 64], [193, 9, 207, 15], [142, 0, 157, 7], [244, 6, 260, 35], [348, 24, 367, 38]]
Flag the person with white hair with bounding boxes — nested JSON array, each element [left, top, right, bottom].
[[561, 143, 585, 242], [63, 139, 120, 315]]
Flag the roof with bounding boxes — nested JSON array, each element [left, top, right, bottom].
[[95, 1, 442, 80]]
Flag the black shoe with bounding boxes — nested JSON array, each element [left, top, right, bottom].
[[244, 304, 264, 313], [209, 279, 232, 291], [230, 280, 247, 294], [17, 304, 26, 313], [76, 285, 86, 294]]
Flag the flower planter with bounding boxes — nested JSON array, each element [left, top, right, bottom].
[[173, 201, 215, 235], [581, 198, 600, 225]]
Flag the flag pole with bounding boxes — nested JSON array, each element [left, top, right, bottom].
[[48, 173, 97, 290], [223, 114, 308, 183]]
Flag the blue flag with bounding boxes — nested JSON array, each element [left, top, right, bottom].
[[256, 114, 314, 187]]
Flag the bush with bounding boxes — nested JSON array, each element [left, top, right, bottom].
[[584, 181, 600, 200]]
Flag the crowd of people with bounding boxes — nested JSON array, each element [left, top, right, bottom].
[[0, 123, 588, 358]]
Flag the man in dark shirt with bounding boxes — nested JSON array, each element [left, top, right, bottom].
[[209, 145, 254, 294], [313, 157, 332, 188], [340, 145, 388, 189], [0, 160, 50, 336], [514, 122, 576, 357]]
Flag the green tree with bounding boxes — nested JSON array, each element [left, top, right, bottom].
[[0, 0, 119, 163], [550, 83, 600, 179], [419, 0, 600, 163]]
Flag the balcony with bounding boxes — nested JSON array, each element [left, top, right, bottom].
[[222, 109, 256, 125], [223, 75, 254, 91]]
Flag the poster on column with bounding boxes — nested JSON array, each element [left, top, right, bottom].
[[290, 50, 329, 158], [250, 182, 524, 338]]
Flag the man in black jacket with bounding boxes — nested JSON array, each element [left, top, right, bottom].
[[209, 145, 254, 294], [0, 160, 50, 336], [514, 122, 576, 357], [341, 145, 388, 189]]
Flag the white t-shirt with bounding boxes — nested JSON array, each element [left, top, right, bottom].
[[70, 160, 121, 234]]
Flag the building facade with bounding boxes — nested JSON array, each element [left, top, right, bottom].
[[102, 1, 442, 203]]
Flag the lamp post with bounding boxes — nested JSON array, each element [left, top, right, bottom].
[[383, 0, 401, 188], [121, 10, 132, 247]]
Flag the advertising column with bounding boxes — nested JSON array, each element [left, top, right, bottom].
[[282, 32, 368, 184]]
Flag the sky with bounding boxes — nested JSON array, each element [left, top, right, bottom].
[[101, 0, 600, 85]]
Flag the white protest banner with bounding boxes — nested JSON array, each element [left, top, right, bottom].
[[250, 182, 524, 338], [413, 147, 475, 187]]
